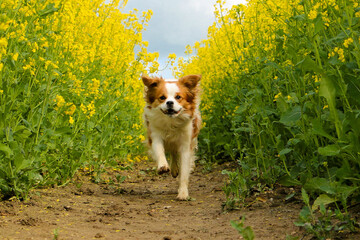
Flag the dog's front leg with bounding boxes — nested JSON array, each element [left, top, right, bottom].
[[177, 146, 191, 200], [151, 136, 170, 174]]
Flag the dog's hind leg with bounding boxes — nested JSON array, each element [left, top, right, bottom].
[[170, 152, 179, 178]]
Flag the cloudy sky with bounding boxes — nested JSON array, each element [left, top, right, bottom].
[[123, 0, 247, 78]]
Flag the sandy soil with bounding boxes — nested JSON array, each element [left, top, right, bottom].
[[0, 161, 355, 240]]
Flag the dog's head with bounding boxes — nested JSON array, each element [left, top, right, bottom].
[[142, 75, 201, 118]]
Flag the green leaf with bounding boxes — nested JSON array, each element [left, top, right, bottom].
[[312, 194, 336, 210], [319, 76, 336, 105], [242, 226, 255, 240], [234, 127, 252, 132], [279, 106, 301, 126], [328, 56, 341, 65], [296, 206, 312, 224], [0, 144, 13, 158], [301, 188, 310, 205], [296, 56, 322, 73], [286, 235, 299, 240], [311, 119, 336, 141], [314, 16, 324, 35], [279, 148, 293, 156], [338, 185, 358, 204], [279, 175, 301, 186], [285, 192, 296, 201], [318, 144, 340, 156], [13, 126, 32, 141], [55, 127, 72, 136], [305, 177, 336, 195], [319, 203, 326, 215], [14, 156, 26, 171], [230, 219, 244, 231], [343, 111, 360, 135], [230, 219, 255, 240], [293, 14, 306, 21], [287, 138, 301, 146], [346, 77, 360, 106], [34, 143, 47, 152], [38, 3, 60, 17], [235, 104, 247, 114], [319, 75, 342, 138]]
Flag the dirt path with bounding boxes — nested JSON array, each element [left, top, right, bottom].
[[0, 161, 304, 239]]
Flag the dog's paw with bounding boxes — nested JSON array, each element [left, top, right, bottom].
[[170, 168, 178, 178], [157, 165, 170, 175], [177, 189, 189, 200]]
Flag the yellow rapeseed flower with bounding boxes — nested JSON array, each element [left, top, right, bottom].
[[12, 53, 19, 61], [64, 103, 76, 115], [80, 103, 87, 114], [23, 64, 31, 70], [42, 41, 49, 48], [45, 60, 52, 70], [308, 10, 318, 20], [138, 135, 145, 142], [168, 53, 177, 59], [336, 48, 345, 62], [273, 92, 282, 102], [313, 75, 321, 83], [69, 116, 74, 124], [0, 38, 7, 48], [55, 95, 65, 110], [330, 47, 345, 62], [0, 21, 10, 31], [88, 78, 100, 97], [87, 101, 96, 118], [343, 38, 353, 48]]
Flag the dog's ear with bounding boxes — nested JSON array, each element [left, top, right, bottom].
[[142, 75, 159, 88], [179, 75, 201, 89]]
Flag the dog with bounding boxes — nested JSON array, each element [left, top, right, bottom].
[[141, 74, 201, 200]]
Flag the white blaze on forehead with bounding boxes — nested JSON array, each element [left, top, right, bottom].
[[165, 83, 179, 98], [162, 82, 182, 113]]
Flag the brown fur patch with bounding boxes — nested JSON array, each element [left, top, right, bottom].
[[192, 115, 201, 139], [142, 76, 167, 106], [176, 75, 201, 118]]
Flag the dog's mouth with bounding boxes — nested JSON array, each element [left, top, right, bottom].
[[161, 108, 181, 116]]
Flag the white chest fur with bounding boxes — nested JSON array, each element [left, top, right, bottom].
[[144, 106, 192, 142]]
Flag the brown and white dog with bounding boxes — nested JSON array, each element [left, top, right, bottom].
[[141, 75, 201, 200]]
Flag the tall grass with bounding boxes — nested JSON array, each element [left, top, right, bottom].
[[175, 0, 360, 237], [0, 0, 156, 199]]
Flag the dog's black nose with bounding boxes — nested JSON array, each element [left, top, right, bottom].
[[166, 101, 174, 107]]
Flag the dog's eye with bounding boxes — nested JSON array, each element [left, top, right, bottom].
[[159, 96, 166, 100], [175, 95, 181, 100]]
